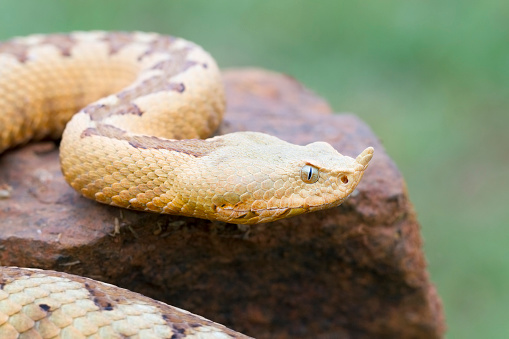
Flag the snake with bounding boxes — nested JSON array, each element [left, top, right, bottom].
[[0, 32, 374, 338]]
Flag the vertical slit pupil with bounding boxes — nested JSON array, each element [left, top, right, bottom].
[[308, 167, 313, 180]]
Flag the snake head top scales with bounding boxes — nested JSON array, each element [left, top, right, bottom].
[[0, 31, 374, 224]]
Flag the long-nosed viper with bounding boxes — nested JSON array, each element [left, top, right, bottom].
[[0, 32, 373, 338]]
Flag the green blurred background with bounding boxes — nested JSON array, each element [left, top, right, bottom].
[[1, 1, 507, 337]]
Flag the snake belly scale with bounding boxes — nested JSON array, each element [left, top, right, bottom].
[[0, 32, 374, 338]]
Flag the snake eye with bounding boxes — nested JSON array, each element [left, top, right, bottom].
[[300, 165, 319, 184]]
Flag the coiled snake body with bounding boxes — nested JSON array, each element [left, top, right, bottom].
[[0, 32, 373, 338]]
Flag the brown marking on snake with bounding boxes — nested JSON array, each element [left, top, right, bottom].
[[0, 41, 30, 62], [146, 35, 177, 51], [76, 34, 199, 124], [0, 34, 78, 62], [116, 79, 186, 103], [82, 101, 142, 121], [83, 81, 184, 122], [137, 35, 178, 61], [83, 103, 106, 114], [82, 103, 109, 121], [81, 127, 102, 138], [41, 34, 77, 57], [101, 32, 186, 60], [116, 103, 143, 116], [150, 59, 176, 71], [168, 82, 185, 93], [102, 32, 138, 55], [151, 59, 199, 76], [158, 308, 239, 338], [0, 267, 34, 289], [137, 40, 200, 77], [84, 281, 117, 311], [81, 124, 223, 157], [161, 314, 222, 339], [128, 134, 223, 157]]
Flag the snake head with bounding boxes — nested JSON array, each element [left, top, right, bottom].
[[255, 141, 375, 222], [184, 132, 374, 224], [295, 142, 374, 210]]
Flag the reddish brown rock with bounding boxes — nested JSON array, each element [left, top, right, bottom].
[[0, 68, 445, 338]]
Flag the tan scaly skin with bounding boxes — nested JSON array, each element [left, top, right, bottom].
[[0, 32, 374, 338]]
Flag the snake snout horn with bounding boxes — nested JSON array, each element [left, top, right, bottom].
[[356, 147, 374, 168]]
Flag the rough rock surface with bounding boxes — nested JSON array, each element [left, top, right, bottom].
[[0, 68, 445, 338]]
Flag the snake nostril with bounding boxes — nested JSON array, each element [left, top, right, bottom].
[[340, 175, 349, 184]]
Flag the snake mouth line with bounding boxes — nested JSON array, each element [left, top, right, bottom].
[[217, 206, 308, 213], [215, 205, 304, 222], [216, 197, 351, 214], [214, 202, 342, 221], [214, 200, 352, 223]]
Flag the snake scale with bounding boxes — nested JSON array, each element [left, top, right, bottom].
[[0, 32, 373, 338]]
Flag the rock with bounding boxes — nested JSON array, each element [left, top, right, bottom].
[[0, 68, 445, 338]]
